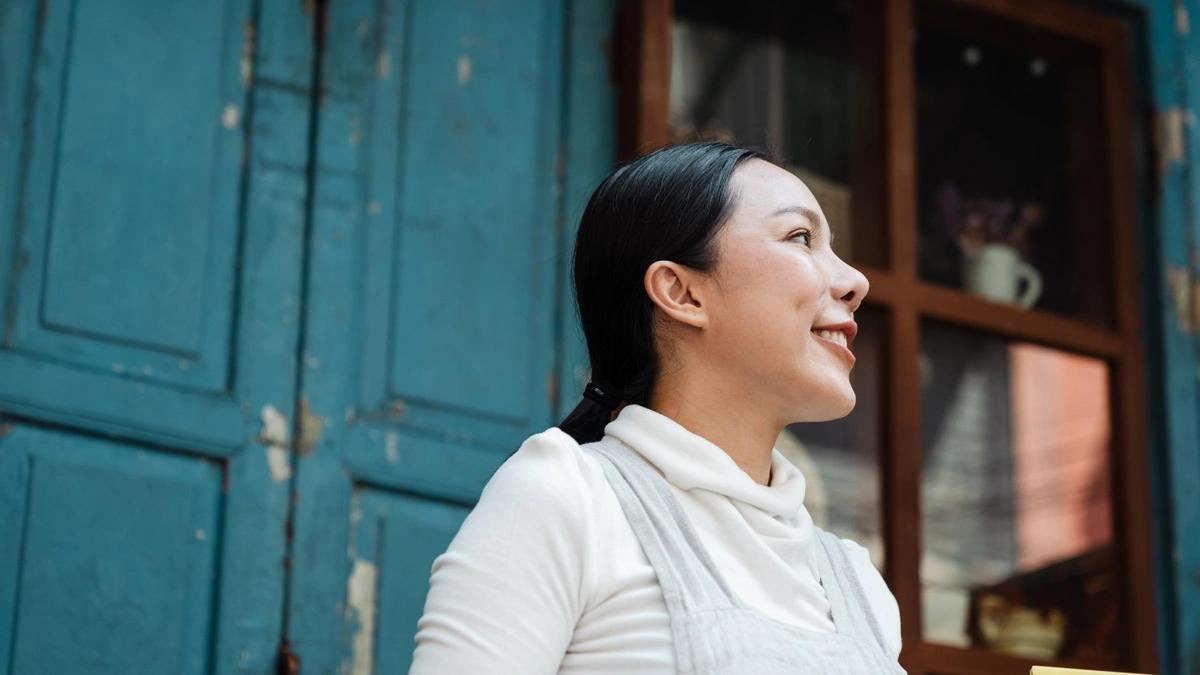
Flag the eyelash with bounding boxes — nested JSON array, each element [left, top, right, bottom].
[[789, 229, 814, 247]]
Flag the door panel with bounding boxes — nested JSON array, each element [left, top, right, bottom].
[[354, 0, 561, 481], [2, 0, 618, 671], [0, 0, 252, 452], [380, 0, 557, 430], [286, 0, 614, 671], [0, 1, 315, 672], [14, 0, 244, 390], [347, 490, 469, 675], [0, 424, 221, 675]]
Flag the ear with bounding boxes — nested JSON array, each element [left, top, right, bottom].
[[644, 260, 709, 329]]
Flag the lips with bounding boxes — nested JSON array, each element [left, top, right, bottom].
[[810, 321, 857, 366], [812, 332, 856, 366], [810, 321, 857, 347]]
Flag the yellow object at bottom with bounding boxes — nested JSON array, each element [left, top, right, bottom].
[[1032, 662, 1152, 667]]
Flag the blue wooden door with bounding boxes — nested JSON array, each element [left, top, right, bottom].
[[283, 0, 615, 672], [0, 0, 314, 672]]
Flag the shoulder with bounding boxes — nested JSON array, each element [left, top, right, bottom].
[[483, 426, 606, 505], [460, 427, 618, 598], [468, 426, 614, 549], [428, 426, 609, 604], [834, 535, 903, 660], [413, 428, 609, 671]]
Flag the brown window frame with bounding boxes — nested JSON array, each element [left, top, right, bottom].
[[615, 0, 1158, 672]]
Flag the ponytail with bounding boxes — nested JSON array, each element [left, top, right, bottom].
[[558, 382, 622, 444]]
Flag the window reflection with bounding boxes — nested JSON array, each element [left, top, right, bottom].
[[916, 0, 1113, 324], [920, 319, 1117, 661]]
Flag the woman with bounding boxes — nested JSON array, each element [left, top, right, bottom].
[[410, 141, 905, 674]]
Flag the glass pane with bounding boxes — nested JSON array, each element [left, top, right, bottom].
[[778, 306, 885, 570], [670, 0, 887, 268], [915, 0, 1114, 325], [919, 319, 1119, 662]]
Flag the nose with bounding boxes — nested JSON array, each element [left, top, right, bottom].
[[832, 257, 869, 313]]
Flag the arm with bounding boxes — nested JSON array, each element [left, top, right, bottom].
[[410, 430, 591, 674]]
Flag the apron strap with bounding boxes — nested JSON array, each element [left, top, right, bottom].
[[587, 439, 736, 613]]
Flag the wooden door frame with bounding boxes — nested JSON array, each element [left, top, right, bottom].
[[616, 0, 1159, 672]]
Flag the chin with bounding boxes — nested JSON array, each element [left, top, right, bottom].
[[783, 388, 856, 423], [814, 381, 857, 420], [830, 393, 856, 418]]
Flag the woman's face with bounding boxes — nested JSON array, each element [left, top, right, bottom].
[[701, 158, 870, 423]]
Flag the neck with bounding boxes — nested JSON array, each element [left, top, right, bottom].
[[647, 368, 782, 486]]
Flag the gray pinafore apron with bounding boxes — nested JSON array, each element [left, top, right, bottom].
[[586, 438, 907, 674]]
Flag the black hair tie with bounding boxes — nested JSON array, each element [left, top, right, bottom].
[[582, 381, 620, 410]]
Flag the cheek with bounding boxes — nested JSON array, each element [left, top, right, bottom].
[[734, 246, 823, 306], [711, 249, 823, 342]]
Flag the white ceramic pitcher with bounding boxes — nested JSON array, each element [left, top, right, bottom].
[[964, 243, 1043, 309]]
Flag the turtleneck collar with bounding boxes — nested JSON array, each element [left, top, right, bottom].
[[602, 403, 808, 521]]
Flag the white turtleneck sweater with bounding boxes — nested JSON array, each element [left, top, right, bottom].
[[410, 404, 902, 673]]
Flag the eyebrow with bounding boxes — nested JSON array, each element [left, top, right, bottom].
[[769, 205, 834, 242]]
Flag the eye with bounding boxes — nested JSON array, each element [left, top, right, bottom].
[[789, 229, 814, 247]]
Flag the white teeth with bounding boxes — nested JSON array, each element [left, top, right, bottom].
[[812, 329, 847, 347]]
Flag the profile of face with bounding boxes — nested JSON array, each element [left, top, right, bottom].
[[646, 158, 870, 426]]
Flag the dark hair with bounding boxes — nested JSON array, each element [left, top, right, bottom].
[[558, 141, 769, 443]]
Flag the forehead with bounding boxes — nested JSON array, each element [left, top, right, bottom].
[[728, 158, 820, 218]]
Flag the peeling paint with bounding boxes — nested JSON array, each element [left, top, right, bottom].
[[111, 363, 125, 374], [297, 399, 325, 457], [386, 431, 399, 463], [376, 49, 390, 78], [346, 559, 378, 675], [240, 22, 255, 87], [457, 54, 472, 85], [259, 405, 289, 446], [1166, 263, 1200, 334], [222, 103, 241, 130], [1157, 107, 1187, 176], [1179, 4, 1191, 35], [259, 405, 292, 482], [267, 446, 292, 483], [367, 201, 381, 215], [195, 529, 206, 541]]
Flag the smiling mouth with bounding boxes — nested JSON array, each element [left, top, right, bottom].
[[811, 328, 849, 347], [811, 329, 856, 365]]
